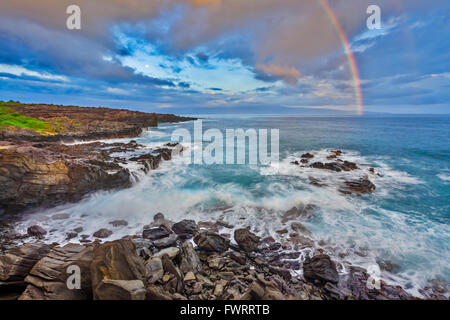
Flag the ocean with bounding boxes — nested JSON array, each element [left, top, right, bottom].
[[15, 115, 450, 296]]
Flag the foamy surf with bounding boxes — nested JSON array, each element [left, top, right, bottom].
[[12, 120, 450, 298]]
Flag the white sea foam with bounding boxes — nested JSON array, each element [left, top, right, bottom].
[[437, 172, 450, 182], [13, 127, 449, 298]]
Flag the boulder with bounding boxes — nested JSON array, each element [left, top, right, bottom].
[[339, 178, 376, 194], [153, 234, 178, 249], [303, 254, 339, 285], [145, 257, 164, 284], [95, 279, 146, 300], [179, 241, 201, 274], [90, 239, 146, 300], [193, 231, 230, 253], [0, 242, 51, 289], [301, 153, 314, 159], [27, 225, 47, 238], [142, 226, 171, 240], [234, 229, 261, 252], [172, 219, 198, 239], [19, 243, 94, 300], [93, 228, 112, 238]]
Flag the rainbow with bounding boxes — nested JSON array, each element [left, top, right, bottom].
[[317, 0, 363, 115]]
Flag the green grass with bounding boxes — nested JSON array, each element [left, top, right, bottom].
[[0, 106, 60, 134]]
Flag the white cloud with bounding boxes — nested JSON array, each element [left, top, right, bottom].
[[0, 64, 69, 82]]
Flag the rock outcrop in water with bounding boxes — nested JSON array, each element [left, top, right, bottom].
[[291, 150, 377, 195], [0, 214, 436, 300]]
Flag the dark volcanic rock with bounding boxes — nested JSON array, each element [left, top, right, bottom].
[[153, 234, 178, 249], [310, 161, 359, 172], [234, 229, 261, 253], [301, 153, 314, 159], [93, 228, 113, 239], [27, 225, 47, 238], [129, 153, 162, 173], [339, 178, 376, 194], [142, 226, 171, 240], [303, 254, 339, 285], [172, 219, 198, 239], [193, 231, 230, 253]]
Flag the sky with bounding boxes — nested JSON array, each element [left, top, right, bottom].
[[0, 0, 449, 115]]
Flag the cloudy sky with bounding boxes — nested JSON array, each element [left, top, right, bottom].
[[0, 0, 449, 114]]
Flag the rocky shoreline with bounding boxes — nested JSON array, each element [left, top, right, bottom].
[[0, 104, 195, 214], [1, 212, 436, 300], [0, 104, 447, 300]]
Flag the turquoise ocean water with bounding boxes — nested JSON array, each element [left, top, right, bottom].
[[16, 115, 450, 296]]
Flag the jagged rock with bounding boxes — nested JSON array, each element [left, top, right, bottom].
[[109, 220, 128, 227], [27, 225, 47, 238], [311, 161, 359, 172], [93, 228, 112, 238], [234, 229, 261, 253], [91, 240, 146, 300], [161, 255, 184, 293], [19, 243, 95, 300], [0, 242, 51, 289], [194, 231, 230, 253], [303, 254, 339, 285], [145, 257, 164, 284], [179, 241, 202, 274], [129, 153, 162, 173], [153, 234, 178, 249], [142, 226, 171, 240], [95, 279, 146, 300], [0, 143, 132, 214], [301, 153, 314, 159], [339, 178, 376, 194], [172, 220, 198, 239]]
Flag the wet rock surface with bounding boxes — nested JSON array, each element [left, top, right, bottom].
[[0, 215, 437, 300]]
